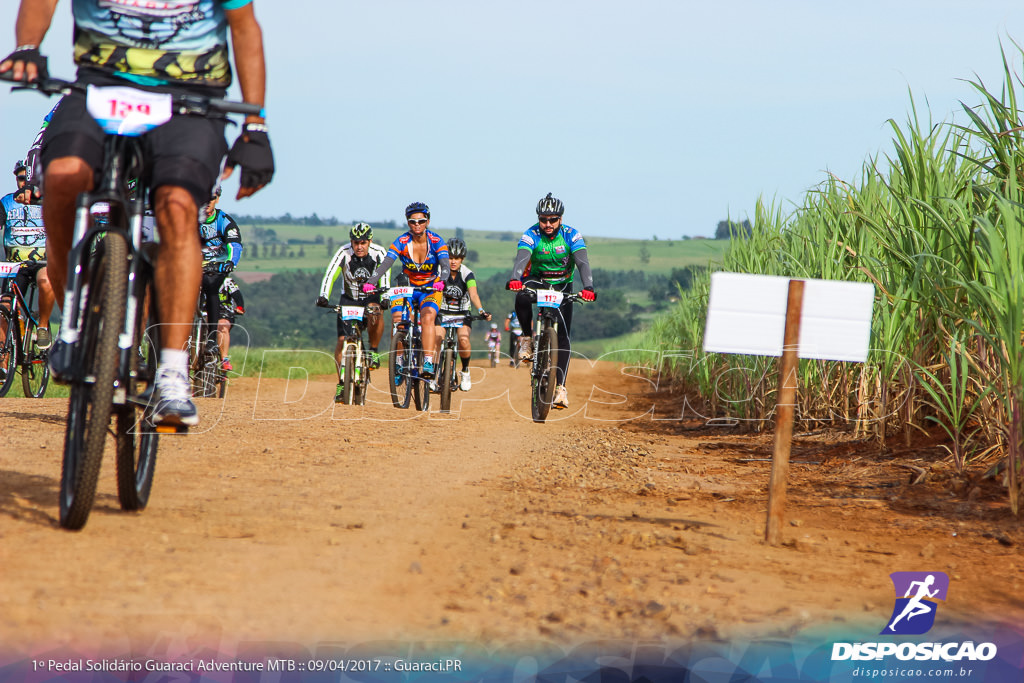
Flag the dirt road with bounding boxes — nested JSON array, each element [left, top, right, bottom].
[[1, 358, 1022, 664]]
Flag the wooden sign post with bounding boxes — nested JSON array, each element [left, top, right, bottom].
[[703, 273, 874, 547], [766, 279, 804, 546]]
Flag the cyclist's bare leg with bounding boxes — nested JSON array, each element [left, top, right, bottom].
[[367, 306, 384, 349], [420, 307, 437, 358], [41, 157, 94, 303], [153, 186, 201, 352], [217, 318, 232, 358], [35, 267, 56, 329], [334, 336, 345, 377], [457, 325, 472, 361]]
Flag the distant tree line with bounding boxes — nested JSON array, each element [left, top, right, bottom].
[[232, 213, 342, 226]]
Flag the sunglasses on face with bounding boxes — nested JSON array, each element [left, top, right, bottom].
[[538, 216, 560, 225], [15, 175, 27, 182], [408, 218, 428, 226]]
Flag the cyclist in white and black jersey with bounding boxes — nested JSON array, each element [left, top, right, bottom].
[[317, 223, 390, 397], [435, 238, 490, 392]]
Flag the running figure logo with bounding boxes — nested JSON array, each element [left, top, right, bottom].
[[882, 572, 949, 635]]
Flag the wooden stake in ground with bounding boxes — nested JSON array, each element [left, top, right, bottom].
[[766, 279, 805, 546]]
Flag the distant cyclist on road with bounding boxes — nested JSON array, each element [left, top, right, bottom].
[[506, 192, 596, 410], [217, 276, 245, 372], [364, 202, 449, 379], [199, 187, 243, 360], [504, 310, 522, 367], [435, 237, 490, 392], [317, 222, 390, 402]]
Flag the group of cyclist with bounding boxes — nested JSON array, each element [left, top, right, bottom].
[[314, 193, 596, 410], [0, 0, 597, 423]]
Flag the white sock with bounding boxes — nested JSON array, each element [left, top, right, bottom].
[[159, 349, 189, 376]]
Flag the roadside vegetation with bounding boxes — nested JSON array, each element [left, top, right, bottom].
[[630, 46, 1024, 512]]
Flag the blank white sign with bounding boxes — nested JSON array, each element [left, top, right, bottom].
[[703, 273, 875, 362]]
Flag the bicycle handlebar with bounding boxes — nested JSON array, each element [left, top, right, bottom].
[[517, 283, 589, 304], [5, 74, 265, 117]]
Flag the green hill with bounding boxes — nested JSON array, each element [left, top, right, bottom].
[[232, 222, 727, 282]]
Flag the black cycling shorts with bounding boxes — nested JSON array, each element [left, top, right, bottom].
[[40, 70, 228, 210], [335, 294, 382, 338]]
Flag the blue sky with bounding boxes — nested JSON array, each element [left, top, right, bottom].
[[3, 1, 1024, 238]]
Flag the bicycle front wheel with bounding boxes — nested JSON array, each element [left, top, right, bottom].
[[61, 232, 128, 530], [0, 311, 17, 397], [412, 340, 430, 412], [116, 262, 159, 511], [531, 325, 558, 424], [21, 320, 50, 398], [389, 328, 412, 409], [343, 342, 357, 405], [439, 346, 454, 413]]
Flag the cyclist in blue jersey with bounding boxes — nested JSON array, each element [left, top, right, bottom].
[[198, 186, 242, 361], [1, 0, 274, 427], [506, 193, 596, 410], [1, 161, 56, 352], [364, 202, 449, 378]]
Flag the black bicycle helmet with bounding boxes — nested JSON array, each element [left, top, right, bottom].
[[350, 222, 373, 241], [13, 160, 26, 175], [447, 237, 467, 259], [405, 201, 430, 218], [536, 192, 564, 217]]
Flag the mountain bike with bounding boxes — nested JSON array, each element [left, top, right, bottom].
[[318, 299, 380, 405], [386, 285, 433, 411], [435, 311, 488, 413], [521, 284, 587, 424], [0, 262, 50, 398], [189, 285, 226, 398], [7, 75, 262, 529]]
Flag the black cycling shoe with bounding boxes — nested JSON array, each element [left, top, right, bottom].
[[48, 340, 75, 384]]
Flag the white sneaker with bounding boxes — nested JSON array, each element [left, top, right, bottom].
[[153, 366, 199, 426], [460, 370, 471, 391], [518, 337, 534, 362], [552, 384, 569, 409]]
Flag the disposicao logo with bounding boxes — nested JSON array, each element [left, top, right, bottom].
[[882, 571, 949, 635], [831, 571, 998, 663]]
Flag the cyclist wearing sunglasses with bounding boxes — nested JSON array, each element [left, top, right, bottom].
[[506, 192, 596, 410], [1, 0, 274, 427], [363, 202, 449, 378]]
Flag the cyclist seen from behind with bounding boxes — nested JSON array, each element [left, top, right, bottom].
[[0, 0, 274, 427], [317, 222, 389, 402], [1, 160, 56, 354], [507, 192, 596, 409], [435, 237, 490, 392], [363, 202, 449, 378], [199, 187, 243, 362]]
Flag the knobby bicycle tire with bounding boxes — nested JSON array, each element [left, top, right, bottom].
[[343, 342, 357, 406], [439, 346, 455, 413], [531, 324, 558, 424], [0, 311, 17, 397], [115, 263, 159, 511], [21, 317, 50, 398], [389, 327, 412, 409], [412, 337, 429, 412], [60, 232, 128, 530]]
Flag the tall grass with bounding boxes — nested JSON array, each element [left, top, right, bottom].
[[633, 44, 1024, 512]]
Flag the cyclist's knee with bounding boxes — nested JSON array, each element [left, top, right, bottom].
[[44, 157, 92, 197]]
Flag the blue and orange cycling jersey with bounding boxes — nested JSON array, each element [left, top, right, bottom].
[[386, 229, 449, 286]]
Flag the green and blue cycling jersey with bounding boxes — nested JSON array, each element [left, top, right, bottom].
[[199, 208, 242, 269], [511, 223, 593, 288], [71, 0, 253, 88]]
